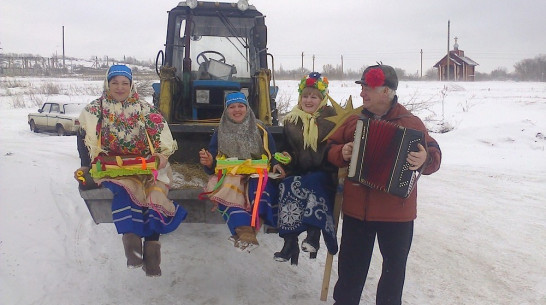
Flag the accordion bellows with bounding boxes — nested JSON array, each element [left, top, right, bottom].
[[347, 118, 424, 198]]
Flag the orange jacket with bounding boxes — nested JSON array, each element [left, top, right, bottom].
[[327, 100, 441, 222]]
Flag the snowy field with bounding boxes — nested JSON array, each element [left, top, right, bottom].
[[0, 77, 545, 305]]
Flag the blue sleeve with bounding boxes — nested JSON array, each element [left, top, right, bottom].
[[204, 130, 219, 175]]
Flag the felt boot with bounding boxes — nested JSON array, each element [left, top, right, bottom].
[[142, 241, 161, 277], [122, 233, 143, 268], [274, 233, 299, 265], [301, 226, 321, 259], [234, 226, 259, 252]]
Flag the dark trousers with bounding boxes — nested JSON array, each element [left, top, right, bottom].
[[333, 216, 414, 305]]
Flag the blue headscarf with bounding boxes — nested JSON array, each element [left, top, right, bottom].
[[107, 65, 133, 82], [225, 92, 248, 107]]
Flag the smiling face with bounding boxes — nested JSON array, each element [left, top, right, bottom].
[[299, 87, 323, 114], [226, 102, 248, 123], [108, 76, 131, 102]]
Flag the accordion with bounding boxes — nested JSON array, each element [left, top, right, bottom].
[[347, 118, 424, 198]]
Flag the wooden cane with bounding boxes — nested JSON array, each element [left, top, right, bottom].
[[320, 167, 346, 301]]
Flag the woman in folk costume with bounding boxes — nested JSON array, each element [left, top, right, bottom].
[[273, 72, 339, 265], [199, 92, 284, 252], [74, 65, 187, 277]]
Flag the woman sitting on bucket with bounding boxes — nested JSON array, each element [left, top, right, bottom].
[[74, 64, 187, 277], [199, 92, 284, 252]]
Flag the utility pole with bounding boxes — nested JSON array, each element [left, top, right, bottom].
[[420, 49, 423, 79], [301, 52, 304, 74], [312, 54, 315, 72], [446, 20, 450, 81], [341, 55, 344, 80], [62, 26, 66, 69]]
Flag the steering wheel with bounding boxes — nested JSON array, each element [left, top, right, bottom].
[[196, 50, 226, 65]]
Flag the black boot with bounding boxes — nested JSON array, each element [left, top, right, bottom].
[[301, 227, 321, 259], [273, 234, 299, 265]]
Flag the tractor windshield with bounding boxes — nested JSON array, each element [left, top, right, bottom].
[[172, 14, 260, 81]]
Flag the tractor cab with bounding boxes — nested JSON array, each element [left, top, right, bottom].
[[154, 1, 280, 163]]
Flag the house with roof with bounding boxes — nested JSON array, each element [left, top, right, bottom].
[[434, 37, 479, 81]]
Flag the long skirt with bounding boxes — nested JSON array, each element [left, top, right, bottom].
[[217, 177, 278, 236], [277, 171, 338, 255], [103, 182, 187, 237]]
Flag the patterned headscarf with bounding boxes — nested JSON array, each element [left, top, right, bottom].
[[217, 104, 263, 159], [107, 64, 133, 82]]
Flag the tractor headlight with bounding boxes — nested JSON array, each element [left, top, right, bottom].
[[196, 90, 210, 104], [187, 0, 198, 9], [237, 0, 249, 11]]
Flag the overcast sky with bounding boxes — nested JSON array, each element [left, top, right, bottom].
[[1, 0, 545, 74]]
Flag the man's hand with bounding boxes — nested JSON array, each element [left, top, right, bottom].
[[407, 143, 427, 170], [342, 142, 354, 162]]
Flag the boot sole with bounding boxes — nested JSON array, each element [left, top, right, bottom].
[[235, 241, 259, 253], [301, 241, 318, 253], [127, 262, 144, 269], [274, 256, 289, 262], [142, 265, 161, 277]]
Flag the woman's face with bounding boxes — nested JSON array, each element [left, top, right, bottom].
[[226, 103, 248, 123], [300, 91, 322, 114], [108, 75, 131, 102]]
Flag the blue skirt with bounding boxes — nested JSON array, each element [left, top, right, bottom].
[[217, 177, 278, 235], [103, 182, 187, 237], [277, 171, 338, 255]]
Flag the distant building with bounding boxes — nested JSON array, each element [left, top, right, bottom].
[[434, 37, 479, 81]]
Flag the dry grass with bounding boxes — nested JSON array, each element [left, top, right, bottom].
[[0, 78, 104, 108], [275, 90, 294, 122], [38, 82, 60, 95], [170, 162, 209, 189]]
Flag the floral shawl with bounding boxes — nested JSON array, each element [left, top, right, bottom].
[[79, 83, 178, 213], [79, 91, 177, 160]]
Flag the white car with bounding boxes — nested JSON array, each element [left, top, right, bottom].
[[28, 102, 87, 136]]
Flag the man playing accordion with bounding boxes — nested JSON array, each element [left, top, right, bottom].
[[327, 64, 442, 305]]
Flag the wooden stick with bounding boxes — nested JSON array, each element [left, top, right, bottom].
[[320, 167, 346, 301]]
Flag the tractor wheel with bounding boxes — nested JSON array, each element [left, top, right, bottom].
[[56, 125, 66, 136], [29, 120, 39, 133]]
